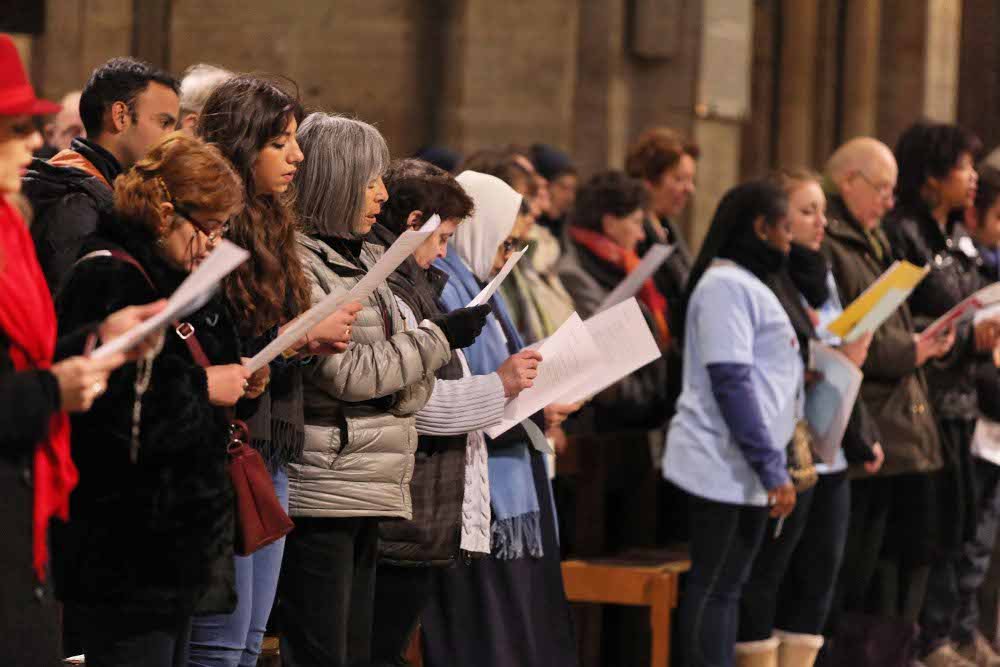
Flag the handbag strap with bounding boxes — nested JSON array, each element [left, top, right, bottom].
[[76, 249, 212, 367]]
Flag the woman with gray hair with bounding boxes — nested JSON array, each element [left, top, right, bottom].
[[276, 113, 492, 667]]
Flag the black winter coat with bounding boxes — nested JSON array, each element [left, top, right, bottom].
[[883, 206, 986, 421], [640, 214, 690, 417], [821, 195, 942, 477], [22, 138, 121, 294], [558, 235, 669, 431], [52, 215, 237, 617], [369, 224, 467, 566], [0, 327, 89, 667]]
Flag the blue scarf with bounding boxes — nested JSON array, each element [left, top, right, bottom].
[[436, 251, 543, 559]]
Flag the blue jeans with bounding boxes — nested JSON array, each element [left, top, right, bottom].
[[680, 493, 769, 667], [188, 467, 289, 667]]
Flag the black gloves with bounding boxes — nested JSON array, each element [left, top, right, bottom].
[[432, 304, 492, 349]]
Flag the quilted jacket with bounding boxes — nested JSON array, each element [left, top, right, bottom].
[[289, 233, 451, 518]]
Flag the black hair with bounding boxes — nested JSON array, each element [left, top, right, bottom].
[[674, 180, 788, 342], [975, 164, 1000, 222], [568, 170, 648, 232], [894, 121, 981, 213], [79, 57, 179, 137]]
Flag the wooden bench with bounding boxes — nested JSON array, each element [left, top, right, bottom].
[[561, 552, 691, 667]]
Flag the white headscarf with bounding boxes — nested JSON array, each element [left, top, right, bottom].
[[452, 170, 524, 282]]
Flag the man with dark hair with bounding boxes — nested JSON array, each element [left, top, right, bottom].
[[23, 56, 179, 292]]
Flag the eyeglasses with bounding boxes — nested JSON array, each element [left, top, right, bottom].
[[855, 171, 895, 199], [501, 238, 522, 253], [172, 201, 230, 243]]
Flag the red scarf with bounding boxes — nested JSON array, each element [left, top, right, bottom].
[[570, 226, 671, 346], [0, 197, 78, 581]]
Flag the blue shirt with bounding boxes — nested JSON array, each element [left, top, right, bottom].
[[663, 262, 804, 506]]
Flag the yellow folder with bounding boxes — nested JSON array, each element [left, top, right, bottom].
[[825, 260, 929, 340]]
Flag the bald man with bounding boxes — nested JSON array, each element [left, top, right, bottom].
[[44, 91, 85, 153], [821, 137, 954, 633]]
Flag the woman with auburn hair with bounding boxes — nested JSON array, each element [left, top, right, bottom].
[[54, 131, 264, 666], [192, 76, 359, 667], [0, 36, 163, 667]]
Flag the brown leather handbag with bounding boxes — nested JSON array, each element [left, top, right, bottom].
[[91, 249, 294, 556], [224, 419, 294, 556], [786, 418, 819, 492]]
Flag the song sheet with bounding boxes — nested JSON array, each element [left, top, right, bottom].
[[558, 297, 662, 404], [467, 246, 528, 307], [484, 313, 600, 438], [805, 341, 863, 465], [598, 243, 674, 312], [824, 260, 928, 342], [920, 282, 1000, 342], [245, 216, 441, 372], [90, 240, 250, 360]]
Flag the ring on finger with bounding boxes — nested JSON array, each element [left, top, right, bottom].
[[91, 381, 105, 397], [242, 380, 250, 391]]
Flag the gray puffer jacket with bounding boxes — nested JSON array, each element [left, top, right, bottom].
[[289, 233, 452, 519]]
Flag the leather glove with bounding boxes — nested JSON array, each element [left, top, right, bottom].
[[432, 304, 492, 349]]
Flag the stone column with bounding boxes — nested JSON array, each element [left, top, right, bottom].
[[923, 0, 962, 123], [840, 0, 880, 139], [33, 0, 133, 99], [775, 0, 819, 168], [689, 0, 754, 252], [437, 0, 579, 154], [571, 0, 628, 174]]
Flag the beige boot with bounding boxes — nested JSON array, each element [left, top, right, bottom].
[[956, 631, 1000, 667], [735, 636, 780, 667], [775, 629, 824, 667]]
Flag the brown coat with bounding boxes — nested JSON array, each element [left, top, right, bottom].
[[821, 195, 942, 477]]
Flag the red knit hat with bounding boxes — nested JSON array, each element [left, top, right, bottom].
[[0, 34, 60, 116]]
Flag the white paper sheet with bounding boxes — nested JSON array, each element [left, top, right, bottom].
[[921, 282, 1000, 341], [805, 341, 863, 465], [839, 286, 912, 342], [245, 216, 441, 372], [557, 297, 662, 405], [597, 243, 674, 312], [90, 240, 250, 360], [484, 312, 601, 438], [972, 418, 1000, 466], [467, 246, 528, 307]]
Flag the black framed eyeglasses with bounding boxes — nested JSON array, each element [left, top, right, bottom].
[[172, 200, 230, 243]]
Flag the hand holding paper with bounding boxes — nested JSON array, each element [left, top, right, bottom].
[[246, 217, 441, 372], [96, 300, 168, 361]]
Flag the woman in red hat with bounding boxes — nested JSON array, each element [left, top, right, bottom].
[[0, 34, 165, 665]]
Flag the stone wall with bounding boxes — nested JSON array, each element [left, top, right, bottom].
[[19, 0, 975, 254]]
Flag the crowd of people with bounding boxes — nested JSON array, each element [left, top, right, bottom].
[[5, 29, 1000, 667]]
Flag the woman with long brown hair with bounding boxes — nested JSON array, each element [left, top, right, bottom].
[[191, 75, 359, 667]]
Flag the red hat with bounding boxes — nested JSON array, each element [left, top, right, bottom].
[[0, 34, 60, 116]]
